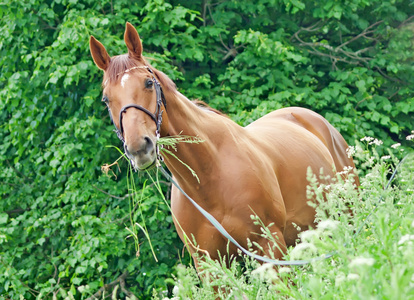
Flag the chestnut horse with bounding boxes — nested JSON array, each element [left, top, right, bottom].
[[89, 23, 358, 269]]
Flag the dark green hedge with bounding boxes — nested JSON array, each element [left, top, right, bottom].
[[1, 0, 413, 298]]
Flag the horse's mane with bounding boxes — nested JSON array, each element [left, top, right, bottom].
[[192, 100, 227, 117], [104, 54, 177, 96]]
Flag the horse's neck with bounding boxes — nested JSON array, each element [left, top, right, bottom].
[[161, 92, 230, 188]]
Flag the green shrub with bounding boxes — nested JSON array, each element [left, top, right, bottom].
[[1, 0, 413, 299]]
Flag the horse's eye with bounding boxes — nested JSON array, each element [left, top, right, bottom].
[[145, 78, 154, 89], [102, 95, 109, 104]]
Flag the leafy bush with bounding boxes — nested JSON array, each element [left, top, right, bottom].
[[0, 0, 413, 299]]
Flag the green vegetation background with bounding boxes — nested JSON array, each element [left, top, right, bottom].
[[0, 0, 413, 298]]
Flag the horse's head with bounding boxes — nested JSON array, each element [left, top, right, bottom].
[[89, 23, 170, 170]]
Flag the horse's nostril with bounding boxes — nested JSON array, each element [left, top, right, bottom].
[[144, 136, 154, 154]]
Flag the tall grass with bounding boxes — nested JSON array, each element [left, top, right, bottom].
[[158, 140, 414, 300]]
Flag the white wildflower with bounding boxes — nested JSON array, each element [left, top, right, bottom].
[[252, 263, 278, 281], [346, 146, 356, 158], [360, 136, 374, 143], [368, 156, 375, 165], [335, 274, 346, 286], [252, 263, 273, 275], [290, 242, 317, 259], [279, 267, 292, 273], [347, 273, 360, 280], [339, 166, 353, 175], [349, 257, 375, 268], [381, 155, 391, 160], [391, 143, 401, 149], [407, 134, 414, 141], [338, 170, 348, 175], [300, 230, 318, 242], [398, 234, 414, 246], [369, 138, 383, 146], [318, 220, 339, 232], [173, 285, 179, 297]]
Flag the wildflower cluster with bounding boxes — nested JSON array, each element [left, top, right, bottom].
[[360, 136, 383, 146], [163, 137, 414, 300]]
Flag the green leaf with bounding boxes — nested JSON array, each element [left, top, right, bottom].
[[390, 124, 399, 134], [72, 277, 82, 285], [0, 213, 8, 224], [50, 158, 60, 168], [355, 80, 366, 93], [37, 237, 46, 245]]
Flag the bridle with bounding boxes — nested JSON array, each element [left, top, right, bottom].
[[105, 65, 167, 144]]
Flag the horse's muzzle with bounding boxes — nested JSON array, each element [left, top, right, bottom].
[[124, 136, 157, 170]]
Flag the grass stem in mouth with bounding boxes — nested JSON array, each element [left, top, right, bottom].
[[157, 135, 204, 183]]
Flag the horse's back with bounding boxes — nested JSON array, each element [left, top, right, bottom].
[[249, 107, 358, 184]]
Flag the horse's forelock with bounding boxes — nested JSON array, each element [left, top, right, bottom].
[[103, 54, 142, 85]]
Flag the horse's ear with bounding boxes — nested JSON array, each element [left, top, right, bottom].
[[89, 36, 111, 71], [124, 22, 143, 60]]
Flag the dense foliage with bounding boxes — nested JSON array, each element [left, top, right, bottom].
[[0, 0, 413, 299]]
